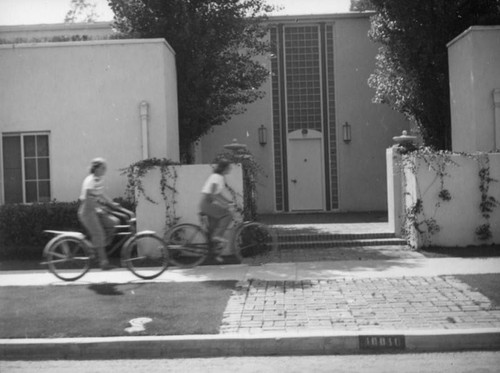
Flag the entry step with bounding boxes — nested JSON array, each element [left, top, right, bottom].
[[277, 238, 408, 249]]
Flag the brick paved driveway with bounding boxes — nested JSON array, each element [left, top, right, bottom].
[[221, 276, 500, 334]]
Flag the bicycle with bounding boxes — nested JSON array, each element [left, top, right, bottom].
[[41, 209, 169, 281], [164, 207, 277, 268]]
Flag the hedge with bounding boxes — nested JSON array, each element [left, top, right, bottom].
[[0, 201, 81, 248], [0, 199, 135, 260]]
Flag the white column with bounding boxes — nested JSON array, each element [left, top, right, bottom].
[[386, 146, 403, 236], [494, 89, 500, 151]]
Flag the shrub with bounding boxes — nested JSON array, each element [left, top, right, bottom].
[[112, 196, 136, 213], [0, 201, 80, 250]]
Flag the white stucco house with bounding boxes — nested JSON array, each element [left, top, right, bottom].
[[0, 25, 179, 204], [0, 13, 410, 215]]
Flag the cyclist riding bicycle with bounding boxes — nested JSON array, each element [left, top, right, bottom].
[[78, 157, 134, 270], [199, 159, 235, 261]]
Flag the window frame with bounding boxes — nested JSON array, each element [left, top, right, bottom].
[[1, 131, 51, 204]]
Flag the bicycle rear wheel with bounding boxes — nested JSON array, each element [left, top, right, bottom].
[[122, 232, 169, 279], [44, 236, 91, 281], [164, 223, 209, 268], [232, 222, 277, 265]]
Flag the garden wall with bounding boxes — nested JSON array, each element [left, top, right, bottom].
[[136, 164, 243, 239], [397, 151, 500, 248]]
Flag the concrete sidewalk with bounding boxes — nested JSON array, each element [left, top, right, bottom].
[[1, 256, 500, 359], [1, 256, 500, 286]]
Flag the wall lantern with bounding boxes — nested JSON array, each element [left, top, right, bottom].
[[343, 122, 352, 143], [258, 125, 268, 145]]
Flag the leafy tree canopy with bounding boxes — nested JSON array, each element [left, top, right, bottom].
[[367, 0, 500, 150], [107, 0, 275, 162], [350, 0, 374, 12], [65, 0, 99, 23]]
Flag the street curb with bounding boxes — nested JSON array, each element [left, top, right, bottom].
[[1, 329, 499, 360]]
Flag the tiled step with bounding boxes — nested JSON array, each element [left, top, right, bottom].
[[276, 232, 397, 241], [277, 238, 408, 249], [273, 231, 408, 249]]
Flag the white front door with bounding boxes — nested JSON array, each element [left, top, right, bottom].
[[287, 129, 325, 211]]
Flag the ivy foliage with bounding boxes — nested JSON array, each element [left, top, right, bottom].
[[350, 0, 375, 11], [400, 147, 454, 246], [65, 0, 99, 23], [401, 147, 499, 246], [121, 153, 265, 231], [108, 0, 275, 162], [476, 154, 499, 240], [121, 158, 180, 227], [368, 0, 500, 150]]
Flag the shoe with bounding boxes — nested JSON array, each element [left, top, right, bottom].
[[212, 236, 228, 244], [214, 255, 224, 263]]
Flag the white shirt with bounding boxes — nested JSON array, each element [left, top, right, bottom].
[[79, 174, 104, 201], [201, 173, 225, 195]]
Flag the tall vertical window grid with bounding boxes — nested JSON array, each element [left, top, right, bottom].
[[271, 27, 284, 211], [2, 133, 51, 204], [326, 25, 339, 209], [284, 26, 322, 133], [271, 23, 339, 212]]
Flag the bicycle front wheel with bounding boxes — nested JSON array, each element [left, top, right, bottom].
[[44, 236, 91, 281], [232, 222, 277, 265], [164, 223, 209, 268], [122, 232, 169, 280]]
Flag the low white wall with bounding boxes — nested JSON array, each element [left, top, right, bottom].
[[136, 164, 243, 239], [401, 152, 500, 248]]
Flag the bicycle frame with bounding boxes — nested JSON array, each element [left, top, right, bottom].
[[43, 218, 136, 258], [43, 216, 169, 281]]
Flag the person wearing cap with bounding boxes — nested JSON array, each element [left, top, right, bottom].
[[78, 158, 121, 270], [199, 159, 235, 261]]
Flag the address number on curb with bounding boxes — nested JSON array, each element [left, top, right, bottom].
[[359, 335, 406, 351]]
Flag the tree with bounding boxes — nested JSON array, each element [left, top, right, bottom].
[[368, 0, 500, 149], [107, 0, 274, 162], [65, 0, 99, 23], [350, 0, 374, 12]]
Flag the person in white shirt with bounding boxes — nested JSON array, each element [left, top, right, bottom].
[[78, 158, 121, 270], [199, 159, 234, 255]]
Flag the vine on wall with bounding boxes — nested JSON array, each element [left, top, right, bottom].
[[121, 158, 180, 228], [400, 148, 499, 246], [120, 153, 265, 232], [476, 154, 499, 241], [400, 147, 455, 246]]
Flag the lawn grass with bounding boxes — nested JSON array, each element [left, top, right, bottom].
[[0, 281, 236, 338]]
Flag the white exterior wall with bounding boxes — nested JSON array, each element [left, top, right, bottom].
[[0, 39, 179, 203], [448, 26, 500, 152], [403, 153, 500, 248], [193, 33, 273, 214], [197, 14, 409, 214], [333, 16, 408, 212], [194, 58, 274, 215], [136, 164, 243, 238]]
